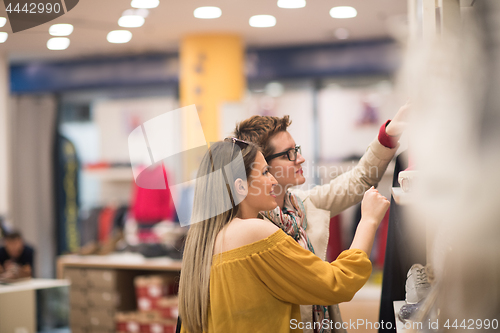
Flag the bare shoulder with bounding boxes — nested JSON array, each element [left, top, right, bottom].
[[214, 218, 280, 254], [243, 218, 280, 240]]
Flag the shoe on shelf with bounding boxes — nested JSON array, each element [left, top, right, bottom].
[[398, 302, 422, 323], [405, 264, 431, 304]]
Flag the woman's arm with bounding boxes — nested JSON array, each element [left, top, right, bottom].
[[349, 187, 390, 257]]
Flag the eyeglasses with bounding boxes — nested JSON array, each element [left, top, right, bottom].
[[265, 145, 301, 162], [224, 137, 250, 151]]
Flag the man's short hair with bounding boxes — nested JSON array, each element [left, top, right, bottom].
[[234, 115, 291, 159], [4, 230, 22, 240]]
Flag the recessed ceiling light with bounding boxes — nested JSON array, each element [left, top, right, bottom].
[[277, 0, 306, 9], [0, 32, 7, 43], [334, 28, 349, 39], [49, 23, 74, 36], [123, 8, 149, 18], [330, 6, 357, 19], [118, 15, 145, 28], [193, 6, 222, 19], [249, 15, 276, 28], [0, 17, 6, 28], [135, 9, 149, 17], [107, 30, 132, 43], [265, 82, 285, 97], [131, 0, 159, 9], [47, 37, 70, 50]]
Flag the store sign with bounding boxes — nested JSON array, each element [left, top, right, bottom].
[[3, 0, 79, 33]]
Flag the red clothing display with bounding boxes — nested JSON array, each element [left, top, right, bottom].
[[131, 163, 175, 223]]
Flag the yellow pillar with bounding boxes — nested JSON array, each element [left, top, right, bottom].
[[180, 34, 245, 145]]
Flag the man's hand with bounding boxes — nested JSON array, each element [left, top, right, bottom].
[[386, 102, 410, 137]]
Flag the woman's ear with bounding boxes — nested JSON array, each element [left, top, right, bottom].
[[234, 178, 248, 197]]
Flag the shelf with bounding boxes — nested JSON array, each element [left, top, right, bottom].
[[391, 187, 413, 205], [57, 253, 182, 278], [393, 300, 409, 333], [83, 168, 134, 182]]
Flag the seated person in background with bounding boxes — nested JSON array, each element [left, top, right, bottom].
[[0, 230, 35, 279]]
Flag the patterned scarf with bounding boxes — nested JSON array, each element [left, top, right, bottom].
[[261, 191, 331, 333]]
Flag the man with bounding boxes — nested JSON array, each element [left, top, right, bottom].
[[0, 230, 35, 279], [233, 104, 408, 333]]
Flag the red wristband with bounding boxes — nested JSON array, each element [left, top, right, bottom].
[[378, 120, 399, 148]]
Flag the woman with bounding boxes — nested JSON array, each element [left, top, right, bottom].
[[178, 139, 390, 333], [233, 106, 407, 332]]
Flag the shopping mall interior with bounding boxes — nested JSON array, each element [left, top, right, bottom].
[[0, 0, 499, 332]]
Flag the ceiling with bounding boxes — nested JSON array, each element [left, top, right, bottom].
[[1, 0, 407, 63]]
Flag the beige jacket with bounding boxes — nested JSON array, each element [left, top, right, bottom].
[[267, 137, 398, 333]]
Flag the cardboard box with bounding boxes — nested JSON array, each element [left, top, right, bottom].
[[116, 312, 142, 332], [86, 269, 117, 290], [139, 316, 176, 333], [64, 268, 88, 288], [156, 296, 178, 319], [69, 307, 88, 327], [135, 275, 177, 312], [87, 290, 120, 308], [88, 308, 115, 329], [69, 287, 88, 308], [70, 327, 88, 333]]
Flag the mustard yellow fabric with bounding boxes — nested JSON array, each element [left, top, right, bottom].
[[181, 229, 372, 333]]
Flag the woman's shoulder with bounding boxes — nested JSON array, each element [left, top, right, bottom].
[[213, 218, 281, 255]]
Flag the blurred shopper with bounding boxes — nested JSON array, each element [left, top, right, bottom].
[[0, 230, 35, 279], [233, 105, 408, 332], [178, 139, 390, 333]]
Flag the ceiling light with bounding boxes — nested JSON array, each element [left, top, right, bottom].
[[277, 0, 306, 9], [334, 28, 349, 39], [107, 30, 132, 43], [118, 15, 145, 28], [47, 37, 70, 50], [330, 6, 357, 19], [193, 6, 222, 19], [0, 32, 7, 43], [265, 82, 285, 97], [131, 0, 159, 9], [49, 23, 74, 36], [123, 8, 149, 17], [134, 9, 149, 17], [0, 17, 6, 28], [249, 15, 276, 28]]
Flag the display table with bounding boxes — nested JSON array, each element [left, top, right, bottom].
[[57, 253, 182, 333], [0, 279, 70, 333], [57, 253, 182, 279]]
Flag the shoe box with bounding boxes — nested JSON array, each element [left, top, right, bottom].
[[65, 268, 137, 332], [115, 274, 179, 333], [116, 311, 177, 333]]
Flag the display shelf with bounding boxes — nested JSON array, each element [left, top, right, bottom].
[[57, 253, 182, 279], [83, 167, 134, 182], [58, 253, 181, 332], [391, 187, 413, 205], [393, 300, 409, 333]]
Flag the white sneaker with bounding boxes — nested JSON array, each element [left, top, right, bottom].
[[405, 264, 431, 304]]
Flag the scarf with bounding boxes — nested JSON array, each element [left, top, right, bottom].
[[261, 191, 331, 333]]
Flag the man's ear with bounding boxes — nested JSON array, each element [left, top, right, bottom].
[[234, 178, 248, 197]]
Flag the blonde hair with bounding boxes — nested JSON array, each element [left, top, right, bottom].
[[178, 141, 259, 333]]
